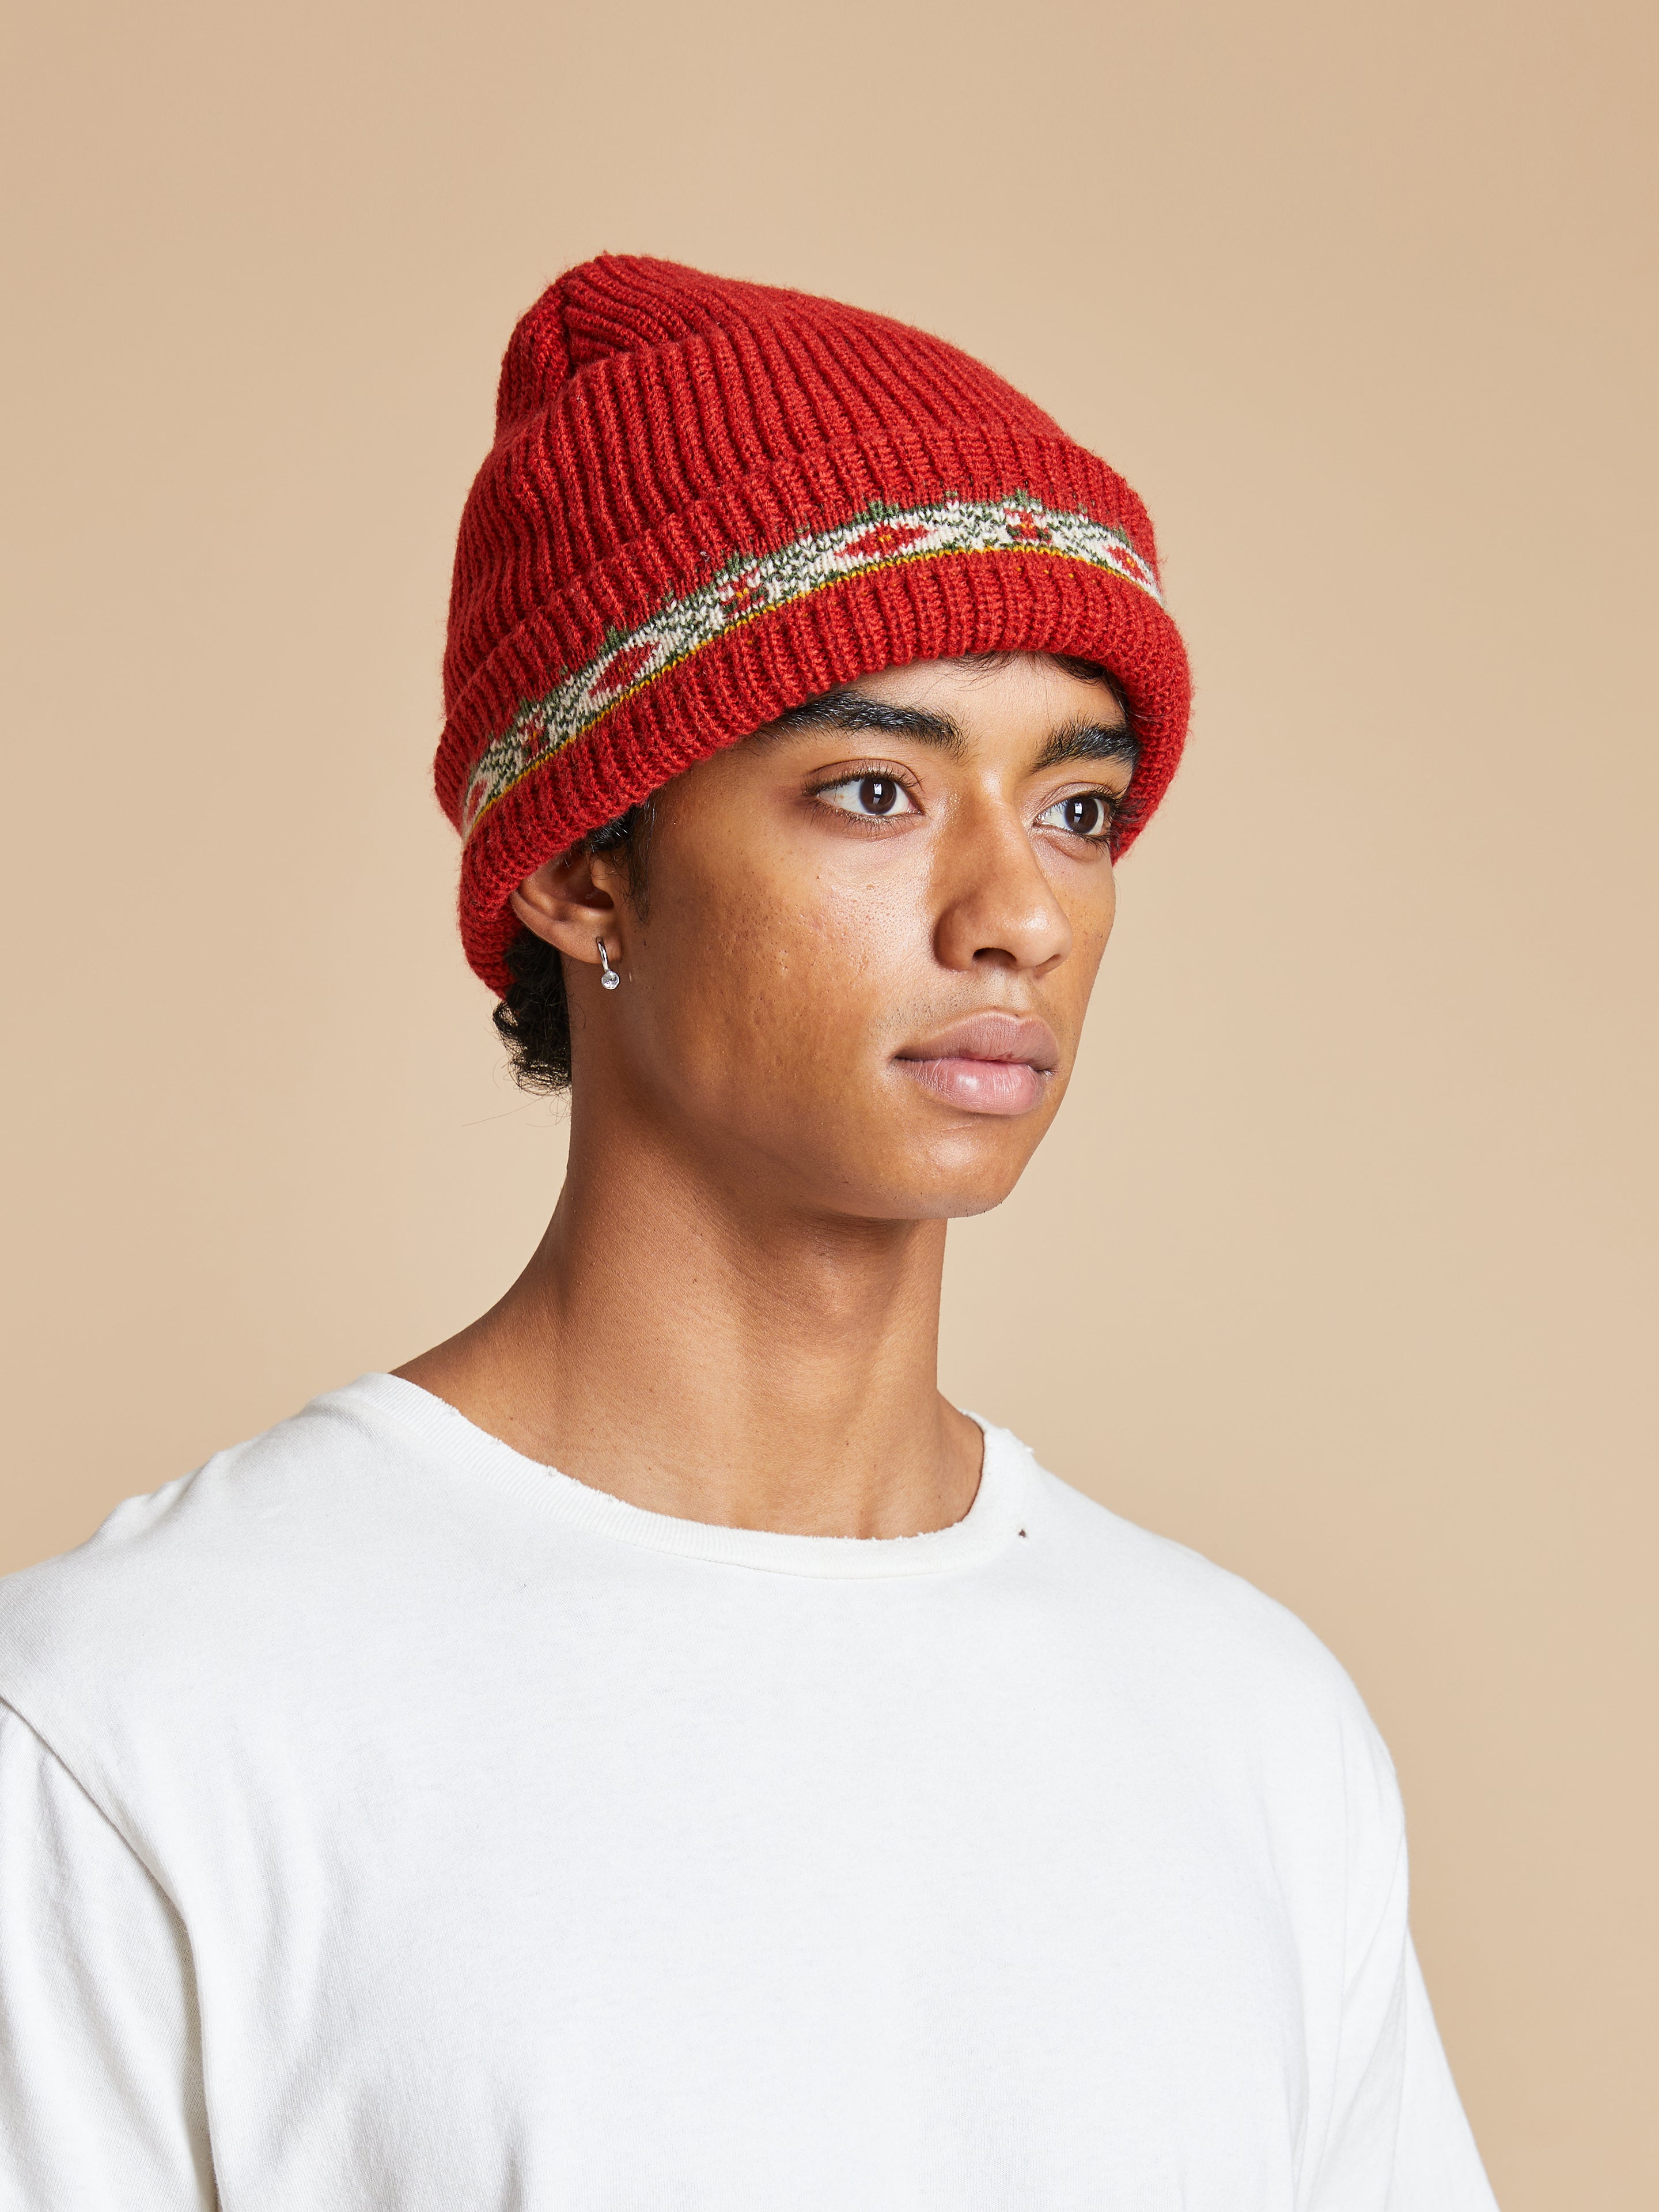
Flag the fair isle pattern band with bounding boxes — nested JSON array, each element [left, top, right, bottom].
[[460, 493, 1165, 840]]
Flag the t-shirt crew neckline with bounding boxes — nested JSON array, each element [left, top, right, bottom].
[[347, 1371, 1031, 1582]]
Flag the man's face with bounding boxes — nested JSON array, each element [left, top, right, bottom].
[[562, 653, 1134, 1222]]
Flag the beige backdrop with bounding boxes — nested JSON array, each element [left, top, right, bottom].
[[3, 0, 1654, 2200]]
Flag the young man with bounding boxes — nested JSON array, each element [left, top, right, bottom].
[[0, 258, 1497, 2207]]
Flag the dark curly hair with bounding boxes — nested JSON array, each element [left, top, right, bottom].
[[493, 655, 1130, 1092]]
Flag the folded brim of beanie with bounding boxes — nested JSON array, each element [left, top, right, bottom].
[[437, 445, 1190, 996]]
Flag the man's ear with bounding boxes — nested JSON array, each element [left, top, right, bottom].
[[509, 842, 624, 970]]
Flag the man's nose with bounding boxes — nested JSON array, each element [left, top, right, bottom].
[[931, 800, 1073, 975]]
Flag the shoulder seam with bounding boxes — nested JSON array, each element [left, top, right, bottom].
[[0, 1692, 176, 1903]]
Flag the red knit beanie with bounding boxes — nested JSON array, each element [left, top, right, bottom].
[[437, 256, 1191, 992]]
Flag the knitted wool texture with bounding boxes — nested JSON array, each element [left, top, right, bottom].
[[437, 256, 1192, 992]]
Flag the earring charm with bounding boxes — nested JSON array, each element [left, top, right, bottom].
[[596, 938, 621, 990]]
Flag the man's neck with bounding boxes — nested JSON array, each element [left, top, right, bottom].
[[396, 1088, 983, 1539]]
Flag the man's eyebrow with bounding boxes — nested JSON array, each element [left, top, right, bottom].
[[760, 690, 967, 757], [759, 692, 1138, 776], [1032, 720, 1139, 775]]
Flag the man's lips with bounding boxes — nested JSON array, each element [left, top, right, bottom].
[[893, 1013, 1060, 1118]]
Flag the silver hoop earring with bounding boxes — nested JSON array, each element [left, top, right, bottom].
[[596, 938, 621, 991]]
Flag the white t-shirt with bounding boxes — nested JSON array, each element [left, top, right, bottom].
[[0, 1375, 1497, 2209]]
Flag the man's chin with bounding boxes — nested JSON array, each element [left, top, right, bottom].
[[825, 1144, 1043, 1226]]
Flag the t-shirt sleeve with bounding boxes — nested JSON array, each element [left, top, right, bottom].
[[1308, 1820, 1499, 2210], [0, 1700, 216, 2209]]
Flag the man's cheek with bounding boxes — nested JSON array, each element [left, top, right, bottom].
[[806, 873, 925, 985], [795, 916, 911, 1045]]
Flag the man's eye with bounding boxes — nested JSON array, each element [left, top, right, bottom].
[[816, 775, 918, 819], [1036, 792, 1116, 841]]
